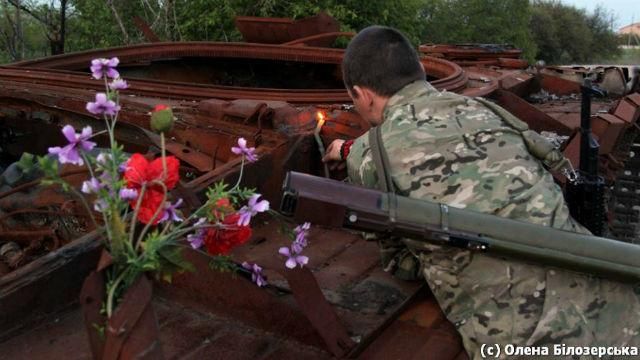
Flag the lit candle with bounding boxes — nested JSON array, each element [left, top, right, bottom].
[[314, 111, 330, 178]]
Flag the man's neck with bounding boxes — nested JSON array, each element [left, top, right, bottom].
[[371, 96, 390, 126]]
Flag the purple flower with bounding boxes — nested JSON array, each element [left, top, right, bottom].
[[81, 177, 102, 194], [90, 57, 120, 80], [187, 218, 207, 249], [187, 233, 204, 249], [291, 242, 302, 254], [119, 188, 138, 201], [294, 222, 310, 246], [278, 246, 309, 269], [98, 171, 113, 186], [237, 194, 269, 226], [94, 199, 108, 212], [291, 222, 311, 253], [231, 137, 258, 163], [242, 262, 268, 287], [118, 158, 129, 173], [96, 153, 111, 165], [160, 199, 183, 223], [109, 78, 128, 91], [86, 93, 120, 116], [48, 125, 97, 166]]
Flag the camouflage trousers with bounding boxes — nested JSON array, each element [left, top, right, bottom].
[[416, 244, 640, 360]]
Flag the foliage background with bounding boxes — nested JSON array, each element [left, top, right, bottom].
[[0, 0, 630, 64]]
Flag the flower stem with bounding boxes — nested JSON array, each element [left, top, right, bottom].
[[104, 116, 119, 196], [75, 153, 100, 229], [231, 156, 245, 190], [135, 181, 167, 251], [129, 184, 147, 247], [88, 129, 108, 138], [162, 199, 212, 235], [69, 186, 100, 230], [106, 268, 129, 318], [161, 133, 167, 181], [159, 219, 172, 237]]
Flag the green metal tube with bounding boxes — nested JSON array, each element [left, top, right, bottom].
[[281, 171, 640, 282]]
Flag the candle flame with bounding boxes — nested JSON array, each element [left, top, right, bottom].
[[316, 111, 326, 127]]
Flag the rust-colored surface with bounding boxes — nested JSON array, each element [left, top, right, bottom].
[[80, 269, 106, 359], [0, 296, 334, 360], [280, 267, 356, 357], [10, 42, 468, 97], [1, 28, 640, 360], [282, 31, 355, 46], [80, 251, 164, 360], [539, 73, 581, 96], [133, 16, 161, 43], [0, 169, 95, 273], [420, 44, 523, 68], [491, 89, 574, 135], [102, 276, 163, 360], [236, 12, 340, 47], [360, 289, 468, 360], [0, 231, 102, 342], [0, 220, 464, 359]]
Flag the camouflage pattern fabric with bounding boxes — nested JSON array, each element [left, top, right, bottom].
[[346, 80, 640, 359]]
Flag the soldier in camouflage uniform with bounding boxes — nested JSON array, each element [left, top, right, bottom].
[[323, 26, 640, 359]]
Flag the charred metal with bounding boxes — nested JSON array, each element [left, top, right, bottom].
[[1, 14, 639, 360]]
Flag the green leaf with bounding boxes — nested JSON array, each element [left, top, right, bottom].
[[92, 323, 106, 340], [37, 155, 59, 178], [17, 153, 36, 172], [159, 246, 196, 272], [208, 255, 236, 273]]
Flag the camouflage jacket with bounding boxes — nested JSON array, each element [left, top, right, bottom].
[[346, 80, 640, 358]]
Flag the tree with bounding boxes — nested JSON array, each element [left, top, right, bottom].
[[0, 0, 624, 65], [585, 5, 620, 61], [7, 0, 68, 55], [65, 0, 167, 52], [0, 0, 23, 61], [530, 1, 620, 64], [421, 0, 536, 60], [173, 0, 241, 42], [173, 0, 427, 45]]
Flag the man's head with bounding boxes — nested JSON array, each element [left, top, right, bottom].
[[342, 26, 425, 125]]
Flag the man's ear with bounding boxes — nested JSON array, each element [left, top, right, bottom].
[[353, 85, 373, 106]]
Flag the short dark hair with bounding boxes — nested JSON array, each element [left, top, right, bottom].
[[342, 26, 425, 97]]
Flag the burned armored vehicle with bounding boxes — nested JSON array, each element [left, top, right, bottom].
[[1, 14, 639, 359]]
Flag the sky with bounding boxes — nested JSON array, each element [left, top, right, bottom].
[[561, 0, 638, 29]]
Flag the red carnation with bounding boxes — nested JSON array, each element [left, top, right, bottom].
[[204, 213, 252, 255], [124, 153, 180, 224]]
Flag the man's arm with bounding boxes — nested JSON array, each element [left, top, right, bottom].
[[323, 135, 420, 279], [322, 139, 345, 171]]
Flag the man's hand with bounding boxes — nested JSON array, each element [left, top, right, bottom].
[[323, 139, 346, 170]]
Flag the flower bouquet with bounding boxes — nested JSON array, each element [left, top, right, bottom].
[[38, 58, 312, 359]]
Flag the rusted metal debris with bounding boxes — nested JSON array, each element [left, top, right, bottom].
[[0, 20, 639, 359], [132, 16, 161, 43], [420, 43, 525, 68], [9, 42, 469, 100], [0, 169, 95, 273], [235, 12, 341, 47]]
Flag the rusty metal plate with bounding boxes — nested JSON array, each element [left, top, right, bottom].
[[235, 12, 340, 47], [592, 114, 627, 155]]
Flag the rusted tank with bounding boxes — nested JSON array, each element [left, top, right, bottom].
[[1, 20, 639, 359], [0, 39, 473, 359]]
